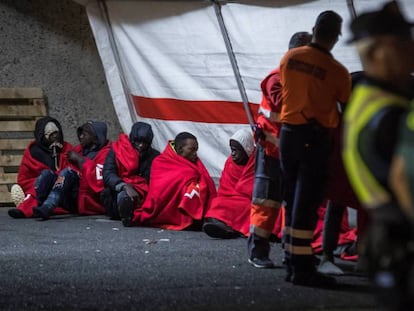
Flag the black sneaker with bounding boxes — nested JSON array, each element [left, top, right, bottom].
[[203, 218, 239, 239], [292, 271, 336, 287], [8, 209, 25, 219], [248, 257, 275, 269]]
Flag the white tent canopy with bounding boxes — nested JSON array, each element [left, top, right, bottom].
[[75, 0, 414, 178]]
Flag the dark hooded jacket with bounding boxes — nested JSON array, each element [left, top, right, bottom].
[[104, 122, 159, 187], [30, 116, 65, 171], [102, 122, 159, 219], [76, 121, 109, 159], [129, 122, 160, 182], [71, 121, 111, 215]]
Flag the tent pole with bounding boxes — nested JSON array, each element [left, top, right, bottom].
[[346, 0, 357, 19], [98, 0, 137, 123], [211, 1, 255, 128]]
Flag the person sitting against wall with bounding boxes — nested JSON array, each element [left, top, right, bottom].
[[101, 121, 160, 226], [203, 128, 255, 239], [8, 116, 73, 219], [129, 131, 217, 230], [33, 120, 111, 220]]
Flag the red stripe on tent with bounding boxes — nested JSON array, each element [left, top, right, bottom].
[[132, 95, 259, 124]]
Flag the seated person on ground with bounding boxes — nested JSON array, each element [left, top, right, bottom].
[[130, 131, 217, 230], [203, 128, 255, 239], [33, 121, 111, 220], [8, 116, 73, 219], [102, 121, 160, 226]]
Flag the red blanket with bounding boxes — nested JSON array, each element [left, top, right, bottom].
[[311, 201, 357, 259], [16, 141, 73, 217], [72, 142, 111, 215], [132, 142, 217, 230], [112, 134, 148, 198], [205, 152, 255, 236]]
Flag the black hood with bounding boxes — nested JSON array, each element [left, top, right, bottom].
[[129, 122, 154, 144], [34, 116, 64, 148], [77, 121, 108, 158], [30, 116, 65, 171]]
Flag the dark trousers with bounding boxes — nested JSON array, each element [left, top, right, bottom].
[[101, 188, 130, 220], [323, 201, 346, 256], [35, 168, 79, 212], [280, 123, 331, 273], [252, 144, 282, 205]]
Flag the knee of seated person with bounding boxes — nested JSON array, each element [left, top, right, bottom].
[[35, 169, 56, 185], [53, 168, 80, 190], [59, 168, 80, 180], [35, 169, 57, 193], [116, 190, 132, 204], [39, 169, 55, 179]]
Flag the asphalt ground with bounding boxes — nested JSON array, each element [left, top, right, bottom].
[[0, 208, 379, 311]]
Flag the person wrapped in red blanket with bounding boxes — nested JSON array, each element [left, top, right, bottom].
[[102, 122, 160, 226], [8, 117, 73, 219], [33, 120, 111, 220], [203, 128, 255, 238], [131, 132, 217, 230]]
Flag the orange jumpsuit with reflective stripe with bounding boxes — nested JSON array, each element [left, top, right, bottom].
[[250, 68, 284, 238]]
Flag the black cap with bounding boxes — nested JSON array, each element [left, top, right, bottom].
[[347, 1, 414, 43], [314, 10, 343, 36], [288, 32, 312, 50]]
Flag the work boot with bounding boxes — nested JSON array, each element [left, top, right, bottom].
[[247, 233, 274, 269], [117, 195, 133, 227], [203, 218, 240, 239]]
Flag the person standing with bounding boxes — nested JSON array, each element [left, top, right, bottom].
[[343, 2, 414, 309], [279, 11, 351, 286], [248, 31, 312, 269]]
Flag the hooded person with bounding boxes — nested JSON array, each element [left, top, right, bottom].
[[33, 120, 111, 220], [131, 131, 217, 230], [8, 116, 73, 219], [203, 128, 256, 239], [102, 121, 160, 226], [127, 122, 160, 182]]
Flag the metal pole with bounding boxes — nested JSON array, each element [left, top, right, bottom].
[[346, 0, 357, 19], [98, 0, 137, 123], [211, 0, 255, 128]]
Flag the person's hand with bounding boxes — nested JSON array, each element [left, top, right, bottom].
[[124, 184, 142, 205], [253, 123, 265, 142], [67, 150, 85, 168]]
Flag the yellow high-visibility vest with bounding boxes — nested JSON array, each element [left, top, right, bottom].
[[343, 84, 409, 209]]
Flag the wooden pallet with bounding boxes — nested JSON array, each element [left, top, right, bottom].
[[0, 88, 47, 206]]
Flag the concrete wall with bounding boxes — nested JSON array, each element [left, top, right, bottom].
[[0, 0, 122, 144]]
